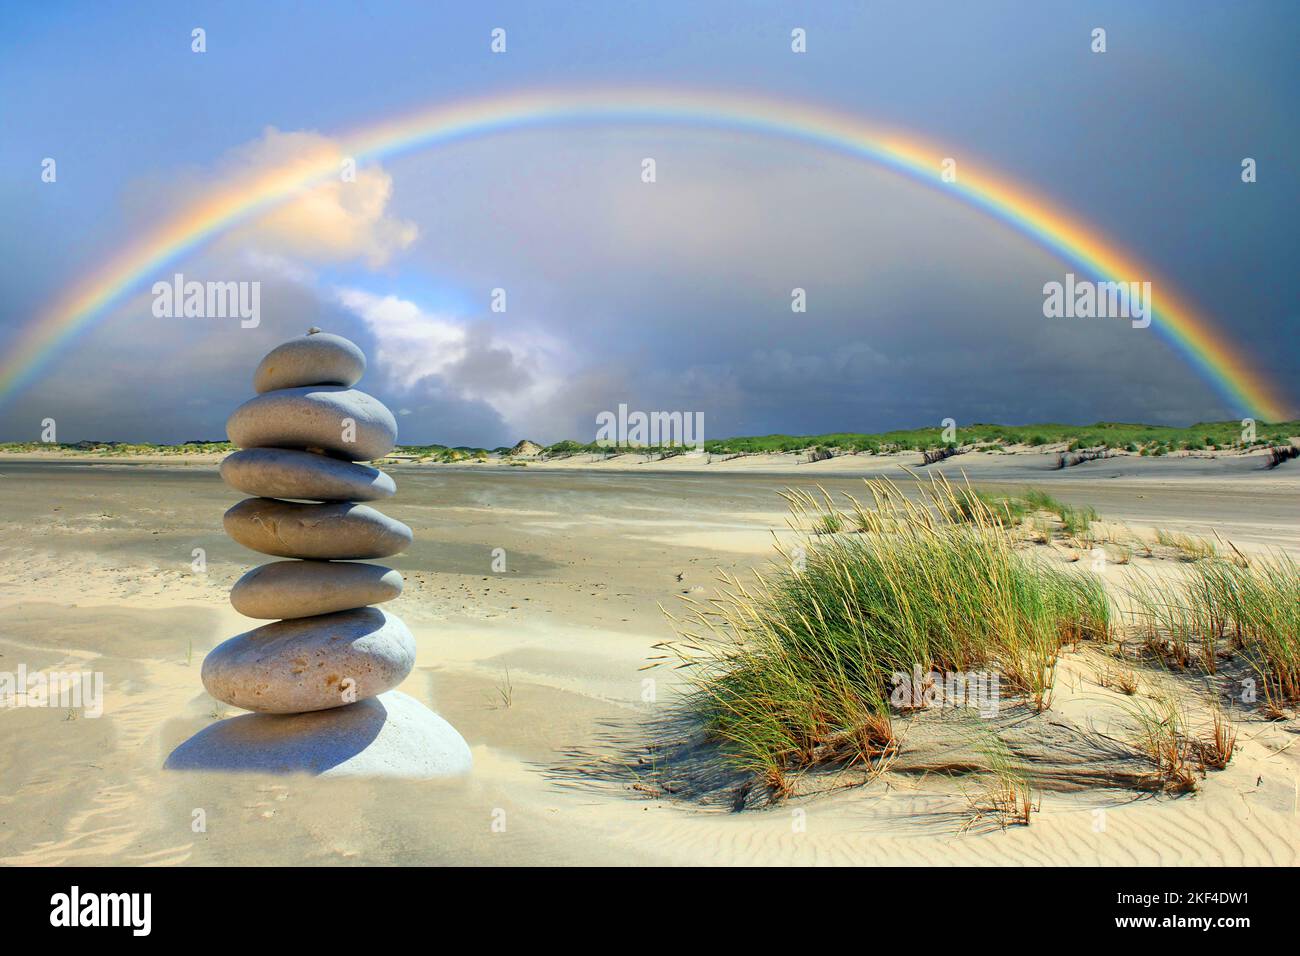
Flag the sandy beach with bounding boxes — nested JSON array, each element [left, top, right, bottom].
[[0, 451, 1297, 866]]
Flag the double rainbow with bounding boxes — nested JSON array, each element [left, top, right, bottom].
[[1, 87, 1288, 420]]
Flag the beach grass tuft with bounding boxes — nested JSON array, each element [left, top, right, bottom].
[[1124, 693, 1200, 792], [960, 737, 1038, 831], [664, 475, 1111, 790], [1195, 706, 1238, 771], [1155, 528, 1218, 562], [1126, 553, 1300, 709]]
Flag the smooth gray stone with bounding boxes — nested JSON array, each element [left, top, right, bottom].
[[224, 498, 412, 559], [231, 560, 403, 619], [226, 386, 397, 461], [201, 607, 416, 713], [254, 331, 366, 393], [221, 447, 395, 502], [164, 691, 472, 778]]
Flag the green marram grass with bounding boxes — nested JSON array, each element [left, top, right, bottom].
[[662, 476, 1111, 793], [944, 486, 1097, 535], [1127, 553, 1300, 712]]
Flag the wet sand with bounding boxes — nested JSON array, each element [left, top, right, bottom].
[[1, 456, 1297, 865]]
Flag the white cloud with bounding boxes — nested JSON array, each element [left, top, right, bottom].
[[133, 128, 418, 269], [336, 289, 466, 386], [335, 287, 571, 435]]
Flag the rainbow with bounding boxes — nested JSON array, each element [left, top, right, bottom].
[[2, 87, 1289, 420]]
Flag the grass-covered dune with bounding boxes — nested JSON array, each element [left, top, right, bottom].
[[0, 440, 236, 456], [0, 440, 495, 461], [545, 419, 1300, 457], [3, 419, 1296, 460], [661, 478, 1110, 794], [661, 477, 1298, 804]]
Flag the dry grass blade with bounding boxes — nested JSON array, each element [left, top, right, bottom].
[[959, 738, 1038, 832]]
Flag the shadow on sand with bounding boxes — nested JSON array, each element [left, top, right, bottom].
[[165, 696, 390, 775], [543, 702, 1163, 823]]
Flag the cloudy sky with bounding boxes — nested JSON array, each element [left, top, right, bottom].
[[1, 1, 1295, 446]]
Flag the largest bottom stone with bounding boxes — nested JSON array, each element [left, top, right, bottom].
[[165, 690, 472, 778]]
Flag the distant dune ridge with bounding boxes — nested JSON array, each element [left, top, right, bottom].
[[506, 439, 544, 457], [4, 419, 1298, 464]]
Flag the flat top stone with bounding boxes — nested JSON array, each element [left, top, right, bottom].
[[254, 331, 366, 393]]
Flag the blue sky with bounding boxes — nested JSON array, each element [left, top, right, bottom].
[[1, 1, 1296, 445]]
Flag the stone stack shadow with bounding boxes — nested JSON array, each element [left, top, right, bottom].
[[165, 329, 471, 777]]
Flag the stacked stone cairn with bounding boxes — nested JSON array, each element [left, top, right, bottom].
[[166, 329, 470, 777]]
